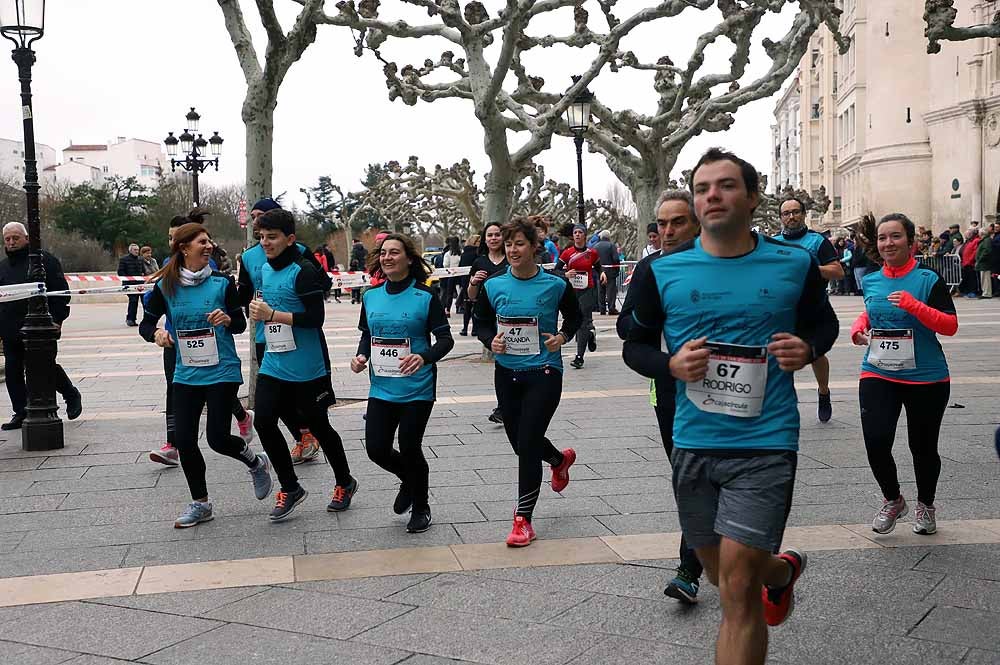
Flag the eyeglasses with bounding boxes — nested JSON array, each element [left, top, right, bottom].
[[779, 210, 804, 218]]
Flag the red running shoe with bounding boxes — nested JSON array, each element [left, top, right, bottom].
[[762, 547, 807, 626], [505, 515, 536, 547], [550, 448, 576, 493]]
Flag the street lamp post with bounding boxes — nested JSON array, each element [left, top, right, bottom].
[[2, 0, 62, 451], [163, 108, 223, 207], [565, 77, 594, 228]]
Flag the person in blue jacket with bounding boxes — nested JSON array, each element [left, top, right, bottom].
[[139, 222, 272, 528], [475, 217, 581, 547], [351, 234, 454, 533]]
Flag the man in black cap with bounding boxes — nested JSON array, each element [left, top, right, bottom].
[[1, 221, 82, 430]]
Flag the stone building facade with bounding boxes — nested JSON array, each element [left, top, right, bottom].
[[772, 0, 1000, 234]]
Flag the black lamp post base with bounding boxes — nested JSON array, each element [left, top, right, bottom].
[[22, 418, 64, 451]]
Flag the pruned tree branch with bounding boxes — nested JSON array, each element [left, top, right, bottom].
[[925, 0, 1000, 53]]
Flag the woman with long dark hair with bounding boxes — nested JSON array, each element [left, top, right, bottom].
[[475, 218, 581, 546], [467, 222, 509, 424], [851, 213, 958, 536], [456, 233, 479, 324], [440, 235, 462, 315], [140, 223, 272, 528], [351, 234, 454, 533]]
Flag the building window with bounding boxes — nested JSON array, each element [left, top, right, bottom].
[[102, 165, 109, 173], [140, 165, 159, 178]]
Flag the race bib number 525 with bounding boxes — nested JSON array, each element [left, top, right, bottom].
[[686, 342, 768, 418]]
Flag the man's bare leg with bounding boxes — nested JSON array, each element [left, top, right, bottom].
[[714, 538, 794, 665]]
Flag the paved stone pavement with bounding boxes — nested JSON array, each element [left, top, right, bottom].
[[0, 296, 998, 664]]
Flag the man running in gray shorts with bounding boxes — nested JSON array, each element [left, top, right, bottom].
[[623, 148, 839, 665]]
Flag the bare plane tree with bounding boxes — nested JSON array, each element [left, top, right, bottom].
[[217, 0, 326, 205], [925, 0, 1000, 53], [311, 0, 845, 238]]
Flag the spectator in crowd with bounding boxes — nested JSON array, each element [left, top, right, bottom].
[[966, 221, 981, 242], [960, 228, 981, 298], [949, 223, 963, 249], [991, 223, 1000, 295], [640, 222, 659, 258], [1, 221, 82, 430], [593, 230, 621, 315], [313, 245, 332, 302], [440, 236, 462, 316], [350, 237, 367, 304], [117, 242, 144, 326], [830, 236, 851, 295], [853, 235, 873, 296], [139, 246, 159, 276], [457, 233, 479, 317], [976, 226, 993, 299]]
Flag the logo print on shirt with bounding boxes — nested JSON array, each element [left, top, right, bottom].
[[690, 290, 701, 303]]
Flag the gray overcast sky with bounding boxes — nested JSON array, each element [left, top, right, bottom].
[[0, 1, 792, 211]]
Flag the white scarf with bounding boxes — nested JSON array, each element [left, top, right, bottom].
[[179, 265, 212, 287]]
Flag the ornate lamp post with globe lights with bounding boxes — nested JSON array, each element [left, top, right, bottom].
[[1, 0, 63, 451], [163, 107, 223, 207]]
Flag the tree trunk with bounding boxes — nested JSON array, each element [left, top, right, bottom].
[[631, 180, 663, 247], [482, 165, 516, 226], [242, 93, 275, 407], [243, 96, 275, 206]]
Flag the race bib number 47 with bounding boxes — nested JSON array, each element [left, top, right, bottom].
[[687, 342, 768, 418], [868, 328, 915, 371], [498, 316, 540, 356], [371, 337, 410, 377]]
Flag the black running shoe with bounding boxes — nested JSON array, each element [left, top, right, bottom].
[[817, 391, 832, 423], [570, 356, 584, 369], [65, 387, 83, 421], [270, 486, 308, 522], [327, 476, 359, 512], [393, 485, 413, 515], [488, 407, 503, 424], [407, 508, 432, 533]]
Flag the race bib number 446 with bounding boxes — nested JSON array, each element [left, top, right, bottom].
[[371, 337, 410, 377], [687, 342, 768, 418]]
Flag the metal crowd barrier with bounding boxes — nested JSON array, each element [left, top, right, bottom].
[[917, 254, 962, 286]]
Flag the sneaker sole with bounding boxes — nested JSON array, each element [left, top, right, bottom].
[[407, 515, 433, 533], [872, 506, 909, 534], [269, 489, 309, 522], [664, 584, 698, 604], [767, 547, 806, 626], [174, 514, 214, 529], [913, 524, 937, 535], [149, 452, 179, 466]]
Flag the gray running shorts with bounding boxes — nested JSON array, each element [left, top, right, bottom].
[[671, 448, 797, 553]]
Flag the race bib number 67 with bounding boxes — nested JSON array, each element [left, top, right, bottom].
[[687, 342, 768, 418]]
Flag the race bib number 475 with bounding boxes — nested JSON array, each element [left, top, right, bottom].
[[868, 328, 915, 371], [687, 342, 768, 418]]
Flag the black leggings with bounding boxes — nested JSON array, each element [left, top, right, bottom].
[[365, 398, 434, 511], [164, 346, 246, 445], [172, 382, 255, 501], [652, 380, 703, 579], [859, 377, 950, 506], [254, 373, 350, 492], [495, 365, 564, 520], [253, 342, 302, 442]]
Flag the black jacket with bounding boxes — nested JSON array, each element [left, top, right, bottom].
[[0, 246, 70, 339], [117, 253, 144, 279], [459, 245, 478, 268]]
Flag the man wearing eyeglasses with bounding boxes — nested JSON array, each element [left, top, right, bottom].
[[775, 197, 843, 423]]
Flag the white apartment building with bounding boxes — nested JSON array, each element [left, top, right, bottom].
[[0, 137, 57, 181], [773, 0, 1000, 234], [771, 82, 801, 193], [58, 137, 166, 189]]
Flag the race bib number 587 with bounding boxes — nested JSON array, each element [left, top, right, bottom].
[[686, 342, 768, 418]]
